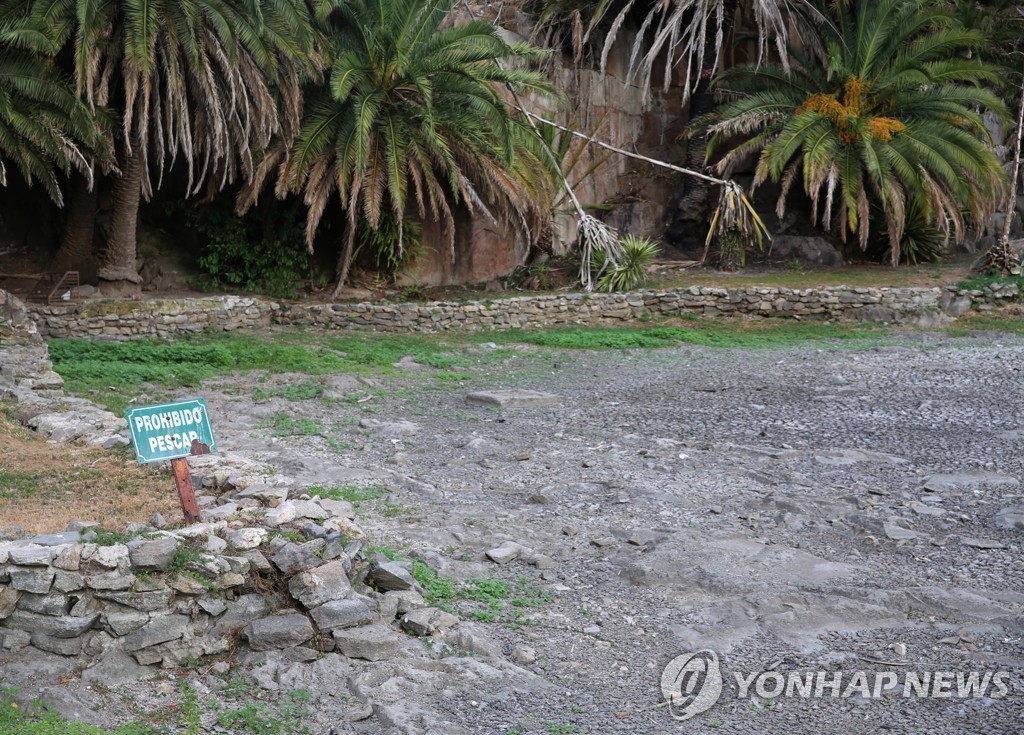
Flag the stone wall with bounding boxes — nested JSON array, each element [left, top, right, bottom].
[[0, 455, 428, 666], [24, 283, 1020, 340], [29, 296, 276, 340]]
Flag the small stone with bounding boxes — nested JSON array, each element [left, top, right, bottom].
[[511, 644, 537, 664], [205, 535, 228, 554], [515, 452, 531, 462], [583, 625, 601, 635], [590, 536, 618, 548], [960, 538, 1008, 550], [883, 522, 920, 541], [227, 528, 268, 551], [264, 501, 297, 527], [893, 643, 907, 657], [316, 499, 356, 519], [292, 500, 330, 521], [271, 540, 326, 574], [300, 523, 327, 540], [485, 541, 524, 565], [199, 598, 228, 617]]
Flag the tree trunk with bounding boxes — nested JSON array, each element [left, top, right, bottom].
[[54, 175, 98, 280], [98, 137, 144, 298], [330, 217, 358, 299]]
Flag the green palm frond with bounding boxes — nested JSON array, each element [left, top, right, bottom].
[[701, 0, 1007, 265]]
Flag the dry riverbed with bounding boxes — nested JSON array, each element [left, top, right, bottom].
[[4, 327, 1024, 735]]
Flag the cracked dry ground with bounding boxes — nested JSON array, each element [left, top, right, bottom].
[[187, 330, 1022, 735]]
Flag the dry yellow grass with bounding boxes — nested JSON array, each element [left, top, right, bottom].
[[0, 410, 182, 535]]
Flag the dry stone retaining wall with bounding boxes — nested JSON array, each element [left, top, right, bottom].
[[22, 283, 1022, 340], [0, 455, 426, 666]]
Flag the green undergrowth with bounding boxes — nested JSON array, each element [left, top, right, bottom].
[[52, 315, 1016, 415], [407, 562, 552, 626], [308, 484, 390, 505], [955, 273, 1024, 293], [48, 331, 482, 413], [1, 687, 160, 735], [478, 320, 884, 350]]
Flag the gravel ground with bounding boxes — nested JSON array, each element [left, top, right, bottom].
[[5, 328, 1024, 734]]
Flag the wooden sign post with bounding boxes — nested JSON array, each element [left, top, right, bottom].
[[125, 399, 217, 523]]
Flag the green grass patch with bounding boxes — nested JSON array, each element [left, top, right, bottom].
[[406, 563, 549, 626], [0, 688, 162, 735], [480, 321, 881, 351], [945, 311, 1024, 336], [0, 471, 44, 500], [955, 273, 1024, 293], [308, 484, 390, 504], [48, 331, 475, 414], [252, 382, 324, 402], [259, 414, 324, 437]]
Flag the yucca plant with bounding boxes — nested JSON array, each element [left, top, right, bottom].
[[594, 234, 659, 291]]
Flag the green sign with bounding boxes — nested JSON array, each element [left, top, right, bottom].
[[125, 398, 217, 464]]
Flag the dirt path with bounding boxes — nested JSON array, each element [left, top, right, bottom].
[[191, 330, 1023, 734]]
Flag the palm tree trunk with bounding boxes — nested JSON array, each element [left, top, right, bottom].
[[98, 136, 144, 298], [54, 175, 98, 279], [330, 217, 358, 299]]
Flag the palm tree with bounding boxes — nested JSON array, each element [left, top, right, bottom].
[[21, 0, 318, 295], [0, 18, 107, 207], [700, 0, 1008, 264], [242, 0, 555, 298]]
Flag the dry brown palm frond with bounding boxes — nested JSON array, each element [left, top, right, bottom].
[[599, 0, 791, 110]]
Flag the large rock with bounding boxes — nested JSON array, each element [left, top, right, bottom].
[[128, 538, 179, 571], [465, 390, 563, 409], [769, 234, 844, 267], [309, 599, 373, 631], [367, 561, 416, 591], [288, 560, 352, 608], [121, 614, 189, 652], [5, 610, 99, 638], [246, 614, 314, 651], [271, 540, 326, 574], [8, 567, 55, 593], [0, 289, 41, 345], [332, 624, 403, 661]]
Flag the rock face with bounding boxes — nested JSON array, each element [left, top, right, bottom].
[[0, 289, 41, 346], [769, 235, 845, 267]]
